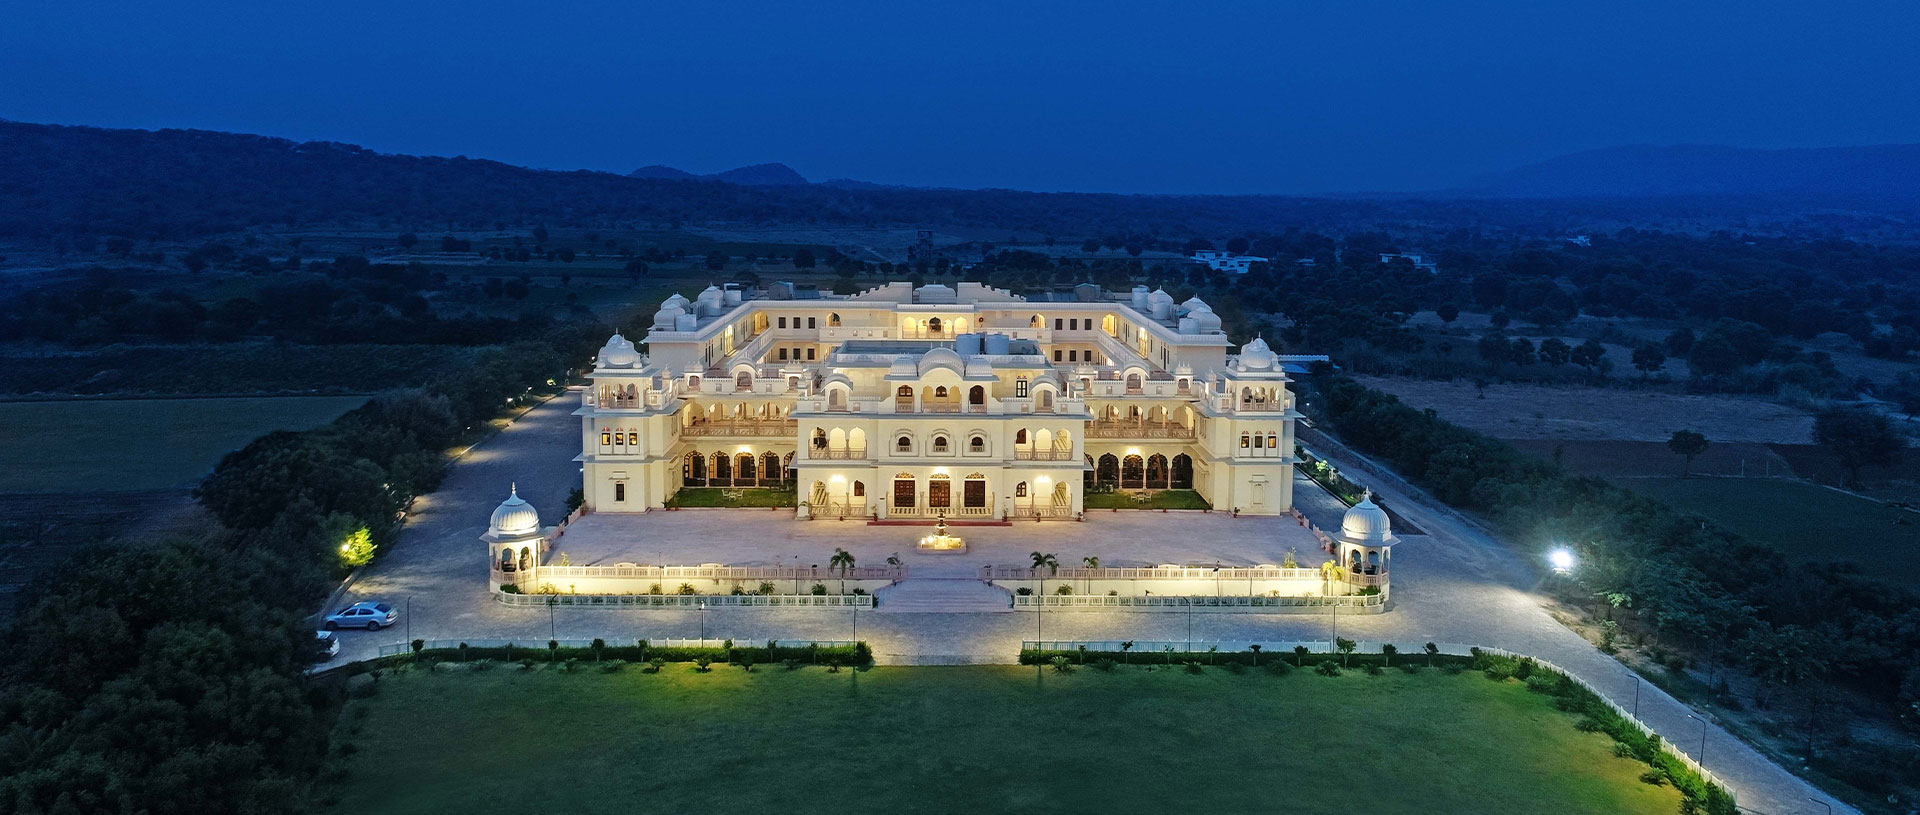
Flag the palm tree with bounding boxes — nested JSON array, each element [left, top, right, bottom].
[[1320, 560, 1348, 597], [1336, 637, 1356, 667], [1249, 644, 1262, 667], [1380, 643, 1397, 668], [1031, 551, 1058, 595], [1294, 645, 1310, 667], [830, 547, 855, 595], [1424, 642, 1439, 667], [1082, 555, 1100, 594], [1121, 640, 1134, 665]]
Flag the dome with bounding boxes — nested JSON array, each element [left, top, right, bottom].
[[489, 484, 542, 538], [1148, 288, 1174, 305], [1182, 296, 1211, 313], [1238, 337, 1277, 370], [664, 293, 690, 309], [918, 347, 965, 374], [652, 304, 686, 328], [1340, 491, 1396, 546], [598, 333, 640, 367]]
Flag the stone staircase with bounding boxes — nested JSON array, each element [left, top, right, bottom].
[[875, 579, 1013, 613]]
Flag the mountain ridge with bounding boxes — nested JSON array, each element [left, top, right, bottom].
[[627, 162, 808, 186], [1456, 142, 1920, 201]]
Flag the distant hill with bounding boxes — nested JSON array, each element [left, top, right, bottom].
[[627, 162, 808, 186], [1458, 143, 1920, 202]]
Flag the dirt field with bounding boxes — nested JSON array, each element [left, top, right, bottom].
[[1353, 375, 1813, 444]]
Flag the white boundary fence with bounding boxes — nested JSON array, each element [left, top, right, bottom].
[[1023, 640, 1731, 802], [533, 564, 905, 582], [986, 565, 1324, 581], [498, 593, 873, 608], [375, 637, 860, 656], [1011, 594, 1385, 611]]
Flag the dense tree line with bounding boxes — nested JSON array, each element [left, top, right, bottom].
[[0, 323, 602, 814], [0, 258, 544, 346], [1308, 373, 1920, 792]]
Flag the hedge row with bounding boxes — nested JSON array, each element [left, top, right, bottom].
[[1017, 647, 1470, 668], [406, 640, 872, 667]]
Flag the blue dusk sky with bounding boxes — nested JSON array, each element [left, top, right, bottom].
[[2, 1, 1916, 194]]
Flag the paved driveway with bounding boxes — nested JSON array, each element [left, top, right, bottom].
[[325, 390, 1852, 815]]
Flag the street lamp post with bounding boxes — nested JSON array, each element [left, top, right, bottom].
[[1186, 597, 1193, 652], [1686, 713, 1709, 764], [698, 601, 707, 642], [1632, 673, 1642, 719]]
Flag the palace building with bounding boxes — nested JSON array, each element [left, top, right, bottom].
[[576, 281, 1312, 519]]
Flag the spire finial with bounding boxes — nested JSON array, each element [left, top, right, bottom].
[[510, 482, 518, 498], [1361, 488, 1373, 503]]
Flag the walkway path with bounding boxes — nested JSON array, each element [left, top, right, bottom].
[[325, 390, 1852, 815]]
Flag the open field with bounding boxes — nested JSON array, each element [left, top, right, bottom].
[[1353, 375, 1813, 443], [1617, 477, 1920, 583], [0, 343, 478, 397], [325, 665, 1681, 815], [0, 395, 368, 492]]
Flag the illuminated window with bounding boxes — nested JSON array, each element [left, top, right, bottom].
[[852, 481, 865, 496], [1240, 432, 1250, 449], [1015, 377, 1028, 397], [600, 429, 611, 446], [1015, 482, 1028, 497], [628, 431, 639, 446], [1267, 433, 1278, 449]]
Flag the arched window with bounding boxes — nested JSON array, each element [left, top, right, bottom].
[[932, 435, 950, 453], [1015, 429, 1028, 445], [1121, 455, 1145, 488], [1267, 433, 1279, 450], [896, 435, 913, 452], [828, 312, 841, 326], [499, 547, 516, 572], [935, 386, 949, 399], [1172, 454, 1194, 489], [896, 385, 914, 409], [684, 452, 706, 486], [812, 428, 828, 449], [627, 430, 638, 446], [1240, 432, 1250, 449], [735, 371, 752, 391], [968, 434, 986, 453], [1015, 481, 1029, 498], [519, 546, 532, 571], [852, 480, 865, 497], [762, 452, 781, 483], [1146, 454, 1169, 488], [1097, 454, 1119, 486], [1037, 390, 1053, 411], [736, 453, 756, 482], [928, 317, 943, 334], [1125, 373, 1142, 390], [712, 453, 732, 482], [970, 385, 986, 405], [1030, 314, 1041, 327]]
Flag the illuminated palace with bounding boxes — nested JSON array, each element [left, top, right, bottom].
[[578, 282, 1312, 519]]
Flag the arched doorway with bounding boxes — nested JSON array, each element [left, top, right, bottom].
[[928, 473, 951, 511], [1096, 454, 1119, 487], [1146, 454, 1169, 488], [892, 475, 916, 510], [683, 452, 706, 486], [1171, 454, 1194, 489], [1121, 455, 1145, 488]]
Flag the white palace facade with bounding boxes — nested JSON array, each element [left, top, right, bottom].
[[576, 282, 1307, 520]]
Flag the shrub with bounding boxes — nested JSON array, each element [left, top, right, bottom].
[[1398, 663, 1421, 673], [646, 658, 666, 673], [1093, 658, 1117, 673], [600, 660, 626, 673], [1050, 656, 1074, 674], [1225, 661, 1247, 674], [1484, 664, 1514, 681], [1525, 673, 1562, 695], [810, 583, 828, 595], [1315, 662, 1341, 676], [758, 581, 776, 595], [736, 653, 755, 672], [1362, 662, 1383, 675], [781, 658, 801, 671], [1015, 587, 1033, 596], [676, 583, 697, 595], [1612, 743, 1635, 759], [693, 656, 712, 672], [1264, 660, 1292, 676], [1184, 662, 1205, 675], [1639, 770, 1667, 787]]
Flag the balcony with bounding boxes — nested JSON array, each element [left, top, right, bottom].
[[808, 447, 868, 460], [681, 420, 798, 438], [1086, 421, 1196, 440], [1014, 449, 1075, 461]]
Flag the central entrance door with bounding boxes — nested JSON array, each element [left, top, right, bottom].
[[893, 478, 916, 508], [963, 479, 986, 508], [928, 477, 951, 510]]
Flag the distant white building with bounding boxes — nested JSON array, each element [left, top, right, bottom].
[[1378, 253, 1437, 273], [1191, 250, 1269, 274]]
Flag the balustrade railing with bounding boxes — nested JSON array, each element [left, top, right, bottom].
[[533, 564, 906, 581], [681, 420, 798, 437], [807, 447, 868, 459], [1086, 421, 1195, 439], [1014, 449, 1075, 460]]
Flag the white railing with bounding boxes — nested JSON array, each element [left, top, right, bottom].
[[534, 564, 905, 581], [1008, 505, 1074, 519], [375, 637, 793, 655], [1011, 594, 1384, 610], [807, 448, 867, 459], [499, 593, 874, 608], [681, 420, 797, 437], [1086, 422, 1195, 439], [1014, 449, 1075, 460], [986, 565, 1324, 581], [951, 504, 995, 516]]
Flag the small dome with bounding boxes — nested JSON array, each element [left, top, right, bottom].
[[489, 484, 542, 538], [1340, 491, 1396, 546], [1182, 296, 1211, 312], [918, 347, 965, 374], [598, 333, 640, 367], [1238, 337, 1276, 370], [664, 293, 691, 309], [1148, 288, 1174, 305], [652, 304, 686, 328]]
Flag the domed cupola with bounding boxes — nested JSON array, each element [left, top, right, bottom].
[[1339, 490, 1396, 547], [597, 333, 640, 367], [1237, 336, 1277, 371], [652, 302, 686, 329], [488, 484, 543, 539]]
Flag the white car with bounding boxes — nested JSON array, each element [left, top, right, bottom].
[[322, 601, 397, 631], [315, 631, 340, 660]]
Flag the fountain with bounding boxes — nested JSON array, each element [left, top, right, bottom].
[[915, 513, 967, 554]]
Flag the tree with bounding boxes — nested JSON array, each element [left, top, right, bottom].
[[1632, 343, 1668, 376], [1477, 333, 1511, 369], [1380, 643, 1397, 667], [1688, 334, 1742, 377], [829, 547, 855, 594], [1435, 303, 1460, 324], [1570, 338, 1606, 369], [1665, 327, 1695, 356], [1813, 407, 1905, 487], [397, 232, 418, 249], [705, 250, 727, 271], [1081, 238, 1102, 254], [1424, 642, 1439, 666], [1294, 645, 1310, 667], [1336, 637, 1356, 667], [337, 525, 376, 567], [1883, 369, 1920, 420], [792, 248, 816, 268], [1538, 337, 1571, 366], [1666, 430, 1709, 477]]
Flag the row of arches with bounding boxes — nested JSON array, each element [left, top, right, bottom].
[[900, 316, 969, 338], [596, 383, 642, 409], [683, 452, 794, 487], [497, 545, 533, 572], [1090, 453, 1194, 490]]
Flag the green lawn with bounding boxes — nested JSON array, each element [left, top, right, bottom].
[[1619, 476, 1920, 584], [1084, 489, 1211, 510], [665, 487, 797, 507], [325, 665, 1679, 815], [0, 395, 368, 492]]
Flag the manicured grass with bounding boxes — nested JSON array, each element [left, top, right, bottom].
[[1617, 476, 1920, 584], [665, 487, 797, 507], [325, 665, 1680, 815], [0, 395, 368, 492], [1084, 489, 1212, 510]]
